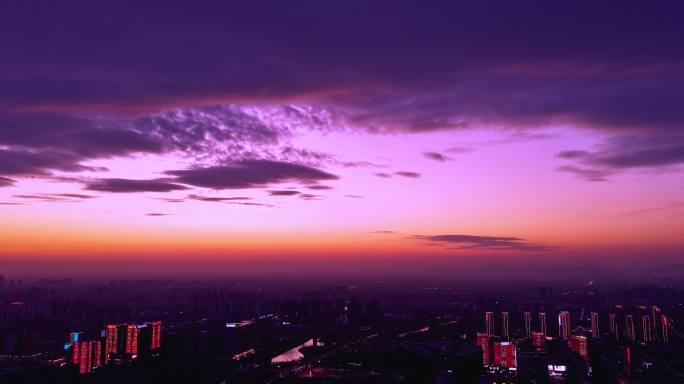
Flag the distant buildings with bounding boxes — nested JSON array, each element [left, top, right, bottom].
[[485, 312, 494, 336], [558, 311, 570, 340], [590, 312, 599, 339], [502, 311, 510, 339], [523, 311, 531, 338]]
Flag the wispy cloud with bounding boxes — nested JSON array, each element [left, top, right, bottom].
[[411, 234, 554, 251]]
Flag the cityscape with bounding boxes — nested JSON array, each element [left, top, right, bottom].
[[1, 276, 683, 383], [2, 1, 684, 383]]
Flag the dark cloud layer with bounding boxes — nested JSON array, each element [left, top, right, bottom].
[[0, 177, 15, 187], [412, 234, 553, 251], [85, 178, 188, 193], [166, 160, 338, 189], [0, 1, 682, 185]]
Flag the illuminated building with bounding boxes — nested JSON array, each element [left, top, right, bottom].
[[476, 332, 490, 365], [485, 312, 494, 336], [590, 312, 599, 338], [569, 335, 588, 361], [145, 321, 161, 350], [493, 341, 516, 369], [641, 315, 651, 343], [125, 324, 139, 356], [558, 311, 570, 340], [532, 331, 545, 349], [609, 313, 618, 340], [77, 341, 91, 374], [501, 311, 510, 339], [539, 312, 547, 336], [105, 324, 118, 358], [68, 331, 83, 364], [92, 340, 102, 368], [625, 315, 636, 342], [662, 316, 669, 343], [523, 311, 531, 338], [75, 340, 102, 374]]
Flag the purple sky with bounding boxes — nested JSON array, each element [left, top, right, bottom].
[[1, 1, 683, 275]]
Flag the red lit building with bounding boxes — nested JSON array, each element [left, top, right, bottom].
[[75, 340, 102, 374], [532, 331, 545, 349], [125, 324, 139, 356], [105, 324, 118, 358], [476, 332, 490, 365], [493, 341, 516, 369], [146, 321, 162, 350], [569, 335, 588, 361]]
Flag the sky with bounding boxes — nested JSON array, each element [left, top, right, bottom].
[[1, 1, 683, 276]]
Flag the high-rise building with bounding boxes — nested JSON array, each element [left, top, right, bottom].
[[662, 315, 669, 343], [569, 335, 588, 361], [652, 306, 661, 340], [590, 312, 599, 339], [485, 312, 495, 336], [75, 340, 101, 374], [625, 315, 636, 342], [641, 315, 651, 343], [532, 331, 545, 349], [77, 341, 91, 375], [493, 341, 516, 369], [609, 313, 618, 340], [558, 311, 570, 340], [68, 331, 83, 364], [523, 311, 531, 338], [146, 321, 161, 350], [501, 311, 510, 339], [476, 332, 491, 365], [105, 324, 118, 358], [125, 324, 139, 356], [539, 312, 547, 336]]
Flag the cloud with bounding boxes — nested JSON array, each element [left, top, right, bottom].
[[345, 194, 364, 199], [306, 185, 333, 190], [0, 177, 15, 187], [0, 1, 682, 188], [395, 171, 421, 178], [411, 234, 554, 251], [268, 190, 300, 196], [558, 136, 684, 181], [13, 193, 96, 202], [423, 152, 453, 162], [166, 160, 338, 189], [299, 194, 320, 200], [374, 172, 392, 178], [145, 212, 172, 216], [0, 149, 105, 176], [371, 230, 396, 234], [85, 178, 188, 193], [557, 165, 611, 182], [188, 194, 251, 202]]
